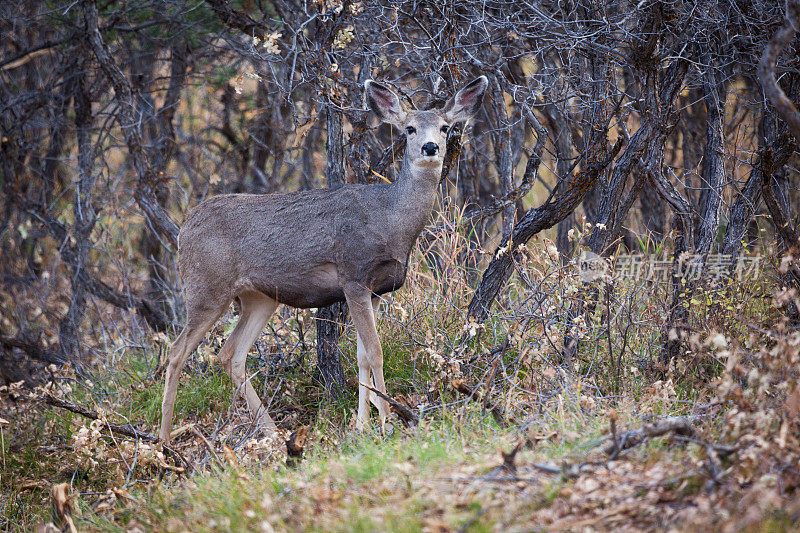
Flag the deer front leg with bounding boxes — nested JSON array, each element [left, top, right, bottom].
[[355, 330, 371, 430], [345, 288, 390, 430]]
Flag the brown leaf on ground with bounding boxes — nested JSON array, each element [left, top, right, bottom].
[[286, 425, 309, 467], [50, 483, 77, 533]]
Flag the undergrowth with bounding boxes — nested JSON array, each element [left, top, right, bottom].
[[2, 225, 799, 532]]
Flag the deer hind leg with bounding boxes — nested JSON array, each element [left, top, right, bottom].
[[346, 288, 389, 431], [160, 298, 229, 443], [218, 291, 278, 431]]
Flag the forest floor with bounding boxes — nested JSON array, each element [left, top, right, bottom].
[[2, 253, 799, 532], [2, 359, 798, 532]]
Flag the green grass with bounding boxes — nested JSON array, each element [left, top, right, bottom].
[[82, 403, 706, 532], [76, 414, 516, 532], [113, 359, 233, 424]]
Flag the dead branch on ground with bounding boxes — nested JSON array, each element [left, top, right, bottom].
[[451, 379, 508, 427], [604, 415, 698, 457], [360, 381, 420, 426], [45, 394, 158, 442]]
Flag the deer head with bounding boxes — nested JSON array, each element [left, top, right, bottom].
[[364, 76, 488, 170]]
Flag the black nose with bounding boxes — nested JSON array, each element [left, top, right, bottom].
[[421, 142, 439, 156]]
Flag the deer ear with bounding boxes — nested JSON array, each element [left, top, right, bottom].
[[442, 76, 488, 123], [364, 80, 407, 126]]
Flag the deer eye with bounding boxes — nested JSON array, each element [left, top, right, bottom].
[[406, 126, 416, 135], [441, 125, 449, 134]]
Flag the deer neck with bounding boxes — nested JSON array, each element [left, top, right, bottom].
[[388, 153, 441, 246]]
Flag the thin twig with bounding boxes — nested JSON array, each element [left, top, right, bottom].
[[192, 426, 225, 470], [45, 395, 158, 442]]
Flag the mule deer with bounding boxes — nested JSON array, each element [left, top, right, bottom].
[[159, 76, 488, 443]]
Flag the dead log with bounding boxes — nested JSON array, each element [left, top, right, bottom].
[[604, 415, 697, 457]]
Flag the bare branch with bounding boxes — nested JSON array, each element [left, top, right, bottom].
[[758, 0, 800, 143], [45, 395, 159, 442]]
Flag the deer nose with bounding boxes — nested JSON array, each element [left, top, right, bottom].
[[421, 142, 439, 156]]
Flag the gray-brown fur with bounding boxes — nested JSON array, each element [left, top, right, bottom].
[[159, 76, 487, 443], [178, 162, 438, 310]]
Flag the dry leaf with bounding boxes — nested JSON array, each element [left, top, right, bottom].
[[50, 483, 77, 533]]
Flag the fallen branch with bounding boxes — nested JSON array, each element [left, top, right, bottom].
[[451, 379, 507, 428], [500, 440, 523, 474], [483, 439, 562, 481], [360, 382, 419, 426], [192, 426, 225, 469], [160, 443, 191, 476], [502, 439, 561, 474], [670, 433, 738, 456], [45, 395, 158, 442], [604, 415, 697, 457]]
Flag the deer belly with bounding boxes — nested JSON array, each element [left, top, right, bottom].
[[255, 284, 347, 309], [282, 288, 347, 308], [249, 262, 346, 308], [370, 259, 408, 295]]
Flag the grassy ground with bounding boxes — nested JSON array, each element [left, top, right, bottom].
[[72, 403, 702, 532], [4, 351, 794, 532], [2, 240, 799, 531]]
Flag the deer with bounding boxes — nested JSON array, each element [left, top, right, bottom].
[[159, 75, 488, 443]]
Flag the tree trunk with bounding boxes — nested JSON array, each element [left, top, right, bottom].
[[58, 60, 95, 360], [762, 168, 800, 323], [467, 137, 621, 324], [316, 104, 348, 396], [547, 104, 577, 263], [661, 56, 726, 367], [694, 55, 727, 258], [639, 180, 665, 240], [488, 76, 516, 239], [758, 0, 800, 143]]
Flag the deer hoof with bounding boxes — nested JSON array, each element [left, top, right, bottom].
[[355, 416, 369, 432]]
